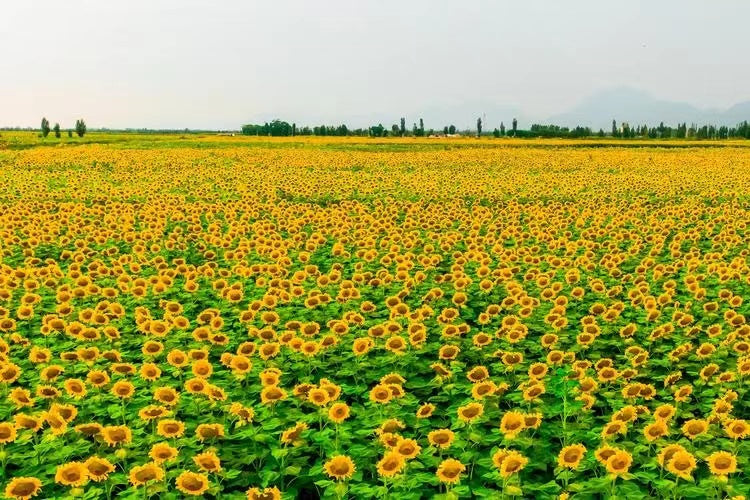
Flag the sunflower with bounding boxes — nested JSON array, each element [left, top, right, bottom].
[[74, 423, 102, 437], [601, 421, 627, 439], [643, 421, 669, 442], [153, 386, 180, 406], [101, 425, 132, 447], [308, 388, 330, 406], [471, 380, 497, 400], [594, 445, 618, 466], [369, 384, 392, 404], [666, 450, 696, 480], [0, 422, 17, 444], [436, 458, 465, 485], [653, 404, 676, 421], [706, 451, 737, 477], [377, 451, 405, 478], [457, 402, 484, 423], [229, 355, 252, 376], [395, 438, 421, 459], [139, 363, 161, 381], [324, 455, 355, 480], [185, 378, 207, 394], [84, 456, 115, 482], [656, 444, 686, 468], [427, 428, 455, 449], [8, 388, 34, 408], [157, 419, 185, 439], [605, 450, 633, 477], [281, 422, 308, 446], [328, 402, 350, 424], [175, 471, 210, 496], [500, 411, 526, 438], [129, 462, 165, 487], [260, 385, 288, 405], [724, 419, 748, 439], [55, 462, 89, 487], [499, 451, 528, 478], [246, 486, 282, 500], [3, 477, 42, 500], [150, 442, 179, 463], [416, 403, 436, 419], [193, 451, 222, 472], [63, 379, 87, 399], [681, 419, 708, 440], [557, 444, 586, 469], [378, 419, 406, 435], [86, 370, 110, 388], [229, 402, 255, 423], [196, 423, 225, 441]]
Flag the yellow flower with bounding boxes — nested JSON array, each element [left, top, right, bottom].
[[666, 450, 696, 480], [247, 486, 282, 500], [4, 477, 42, 500], [55, 462, 89, 487], [605, 450, 633, 477], [427, 429, 455, 449], [129, 462, 165, 487], [493, 450, 528, 478], [84, 457, 115, 482], [149, 442, 179, 463], [436, 458, 465, 485], [324, 455, 356, 480], [175, 471, 210, 496], [500, 411, 526, 438], [558, 444, 586, 469], [377, 451, 405, 478], [452, 400, 481, 421], [328, 402, 350, 424], [193, 451, 222, 473], [706, 451, 737, 477], [681, 419, 708, 440]]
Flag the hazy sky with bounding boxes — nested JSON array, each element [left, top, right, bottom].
[[2, 0, 750, 129]]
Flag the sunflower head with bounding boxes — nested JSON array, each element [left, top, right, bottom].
[[436, 458, 466, 485], [4, 477, 42, 500], [324, 455, 356, 480], [557, 444, 587, 469], [176, 471, 210, 496]]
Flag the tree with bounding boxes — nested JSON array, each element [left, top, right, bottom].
[[53, 123, 61, 138], [492, 128, 500, 138], [499, 122, 505, 136], [68, 130, 73, 138], [448, 124, 456, 135], [400, 118, 406, 137], [477, 117, 482, 137], [443, 126, 449, 135], [512, 118, 518, 136], [75, 119, 87, 137], [418, 118, 424, 137], [611, 119, 618, 137], [392, 124, 400, 136], [41, 117, 50, 138]]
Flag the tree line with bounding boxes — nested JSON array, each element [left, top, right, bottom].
[[242, 117, 750, 139], [40, 117, 87, 138]]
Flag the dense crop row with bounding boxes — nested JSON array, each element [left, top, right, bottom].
[[0, 138, 748, 498]]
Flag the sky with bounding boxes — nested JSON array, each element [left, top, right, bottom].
[[2, 0, 750, 130]]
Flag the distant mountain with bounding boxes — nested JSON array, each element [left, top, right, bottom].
[[242, 88, 749, 133], [548, 88, 750, 130]]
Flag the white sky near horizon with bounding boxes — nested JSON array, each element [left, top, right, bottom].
[[1, 0, 749, 130]]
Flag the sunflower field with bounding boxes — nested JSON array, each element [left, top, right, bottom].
[[0, 135, 748, 499]]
